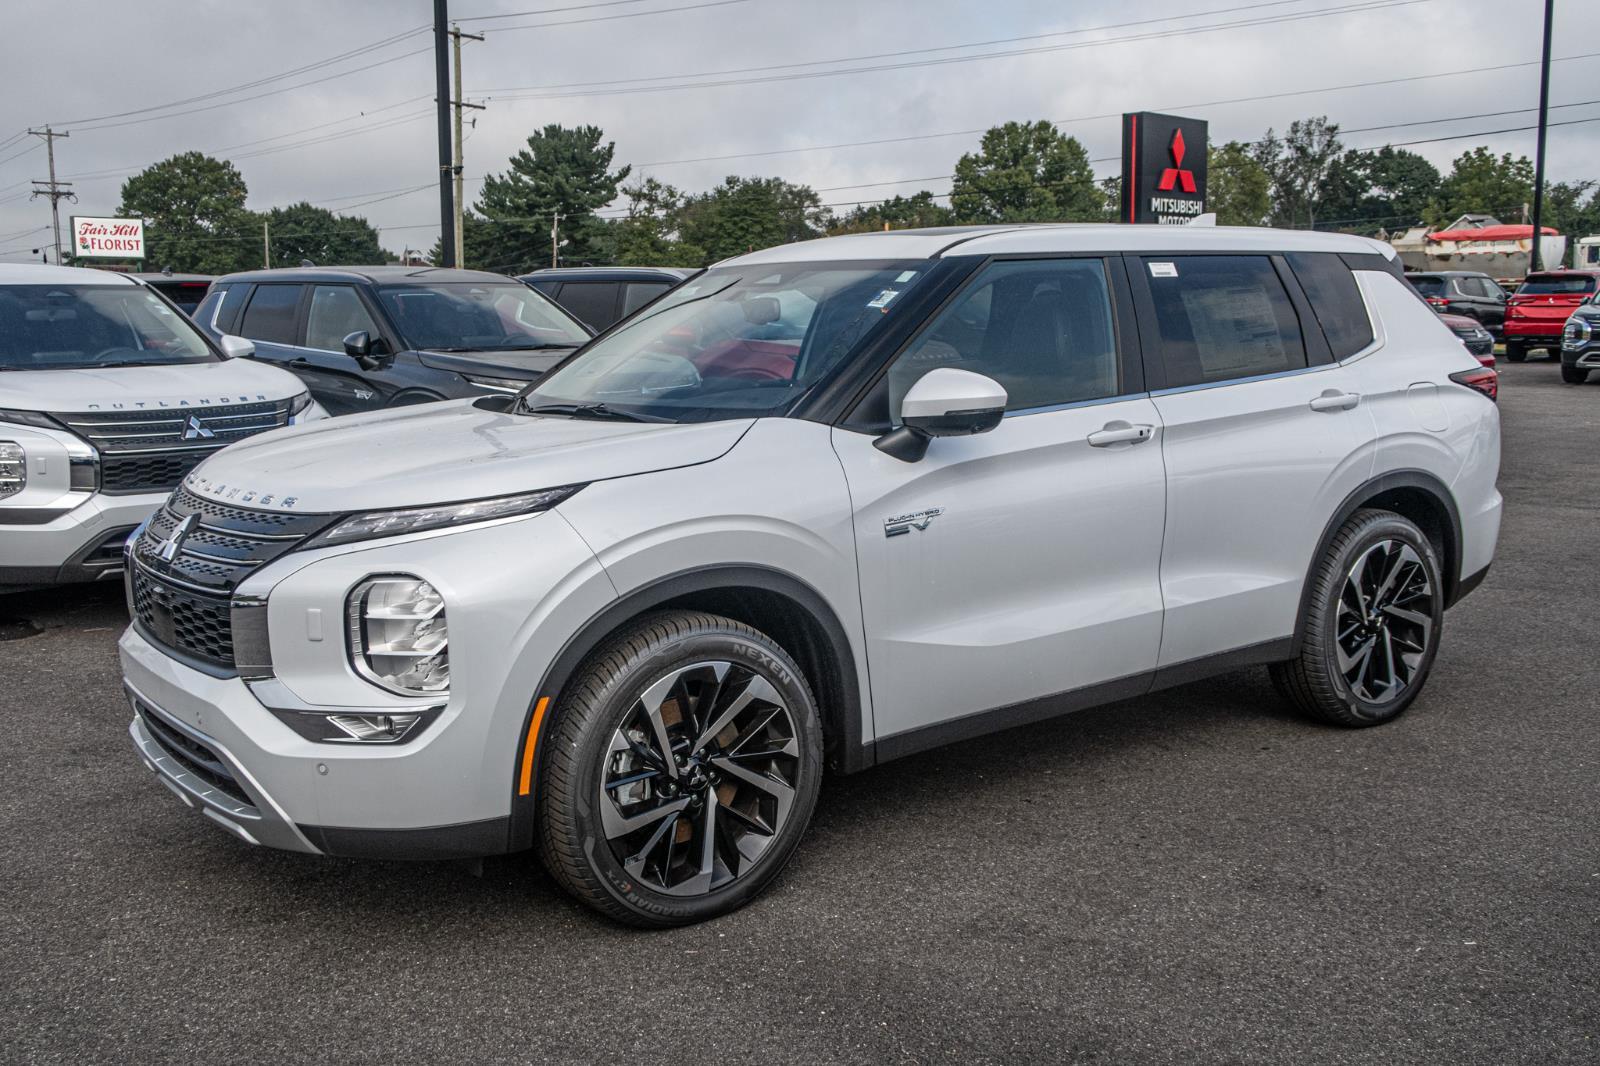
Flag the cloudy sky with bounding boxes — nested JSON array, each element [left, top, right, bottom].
[[0, 0, 1594, 261]]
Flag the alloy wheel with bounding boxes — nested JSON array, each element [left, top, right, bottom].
[[600, 661, 801, 896], [1335, 539, 1436, 707]]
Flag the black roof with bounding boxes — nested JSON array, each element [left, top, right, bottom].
[[519, 266, 695, 283], [1406, 269, 1498, 278], [130, 271, 214, 283], [215, 265, 517, 285]]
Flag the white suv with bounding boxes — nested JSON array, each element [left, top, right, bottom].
[[118, 226, 1501, 925], [1, 264, 324, 593]]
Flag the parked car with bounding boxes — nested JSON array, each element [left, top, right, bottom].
[[1405, 270, 1507, 334], [0, 264, 324, 594], [120, 225, 1499, 926], [131, 271, 214, 316], [521, 266, 695, 332], [1559, 291, 1600, 384], [1438, 312, 1495, 365], [1504, 269, 1600, 361], [194, 266, 592, 414]]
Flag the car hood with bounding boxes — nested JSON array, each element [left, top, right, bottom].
[[183, 399, 755, 513], [0, 358, 303, 413], [416, 347, 578, 381]]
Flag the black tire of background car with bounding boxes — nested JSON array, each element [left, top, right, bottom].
[[1270, 510, 1444, 728], [1561, 365, 1590, 384], [1505, 343, 1528, 362], [536, 610, 823, 927]]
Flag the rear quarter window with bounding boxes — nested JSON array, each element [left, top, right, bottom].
[[1287, 252, 1375, 359]]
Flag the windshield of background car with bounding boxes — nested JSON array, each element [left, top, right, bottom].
[[1516, 274, 1596, 296], [518, 260, 932, 422], [0, 284, 217, 371], [1408, 276, 1445, 297], [378, 282, 590, 353]]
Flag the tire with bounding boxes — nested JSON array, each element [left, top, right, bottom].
[[1562, 365, 1590, 384], [536, 610, 824, 926], [1504, 342, 1527, 363], [1270, 509, 1445, 728]]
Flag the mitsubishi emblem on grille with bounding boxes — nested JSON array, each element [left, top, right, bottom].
[[156, 514, 197, 563], [181, 415, 216, 441]]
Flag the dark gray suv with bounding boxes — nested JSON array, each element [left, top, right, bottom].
[[1560, 293, 1600, 384]]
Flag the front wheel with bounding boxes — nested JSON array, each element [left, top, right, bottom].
[[536, 610, 823, 926], [1271, 510, 1444, 727], [1561, 365, 1590, 384]]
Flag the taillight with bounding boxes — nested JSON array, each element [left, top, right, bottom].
[[1449, 367, 1498, 402], [1427, 297, 1449, 308]]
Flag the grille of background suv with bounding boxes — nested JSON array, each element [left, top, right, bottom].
[[56, 400, 292, 494]]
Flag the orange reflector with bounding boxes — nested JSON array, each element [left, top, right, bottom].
[[518, 696, 551, 796]]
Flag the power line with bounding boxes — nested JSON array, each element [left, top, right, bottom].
[[477, 0, 752, 34], [456, 0, 715, 20]]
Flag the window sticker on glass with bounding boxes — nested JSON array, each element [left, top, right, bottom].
[[867, 289, 902, 310], [895, 270, 919, 283], [1149, 262, 1179, 278]]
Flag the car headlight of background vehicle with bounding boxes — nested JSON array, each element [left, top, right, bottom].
[[1565, 317, 1592, 348], [348, 575, 450, 700], [0, 441, 24, 500], [462, 373, 531, 393], [287, 391, 317, 421], [306, 485, 582, 547]]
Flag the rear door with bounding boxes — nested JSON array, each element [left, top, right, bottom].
[[1128, 252, 1378, 668], [234, 283, 307, 371], [834, 255, 1167, 747]]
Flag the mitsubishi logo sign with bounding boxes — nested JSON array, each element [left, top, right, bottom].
[[181, 415, 216, 441], [156, 514, 197, 563], [1121, 111, 1208, 225]]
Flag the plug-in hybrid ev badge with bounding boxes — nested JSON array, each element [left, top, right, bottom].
[[884, 508, 943, 537]]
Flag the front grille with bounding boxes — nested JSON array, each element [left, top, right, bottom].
[[133, 698, 253, 807], [54, 400, 292, 495], [129, 487, 332, 670]]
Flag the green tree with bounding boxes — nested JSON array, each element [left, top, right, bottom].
[[1430, 147, 1534, 226], [950, 121, 1101, 223], [1207, 140, 1272, 227], [115, 152, 260, 273], [1253, 116, 1343, 228], [604, 178, 706, 266], [475, 124, 630, 273], [676, 176, 828, 263], [828, 191, 952, 234], [1541, 180, 1600, 249], [264, 201, 386, 266], [1318, 146, 1440, 234]]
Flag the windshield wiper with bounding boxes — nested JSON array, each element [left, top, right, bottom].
[[520, 402, 670, 423]]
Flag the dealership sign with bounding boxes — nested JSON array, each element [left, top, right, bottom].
[[71, 216, 145, 259], [1120, 112, 1208, 225]]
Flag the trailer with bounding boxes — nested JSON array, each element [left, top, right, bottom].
[[1391, 217, 1566, 285]]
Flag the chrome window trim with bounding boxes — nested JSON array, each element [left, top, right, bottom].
[[1149, 362, 1330, 398]]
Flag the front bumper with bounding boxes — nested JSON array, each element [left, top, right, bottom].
[[1, 490, 165, 591]]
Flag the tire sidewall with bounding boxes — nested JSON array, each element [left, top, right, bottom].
[[557, 624, 823, 925], [1314, 515, 1445, 724]]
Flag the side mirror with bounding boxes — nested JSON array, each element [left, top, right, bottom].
[[218, 335, 254, 359], [343, 330, 383, 370], [874, 368, 1007, 463]]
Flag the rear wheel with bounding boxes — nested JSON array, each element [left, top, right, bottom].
[[1504, 342, 1527, 362], [536, 610, 823, 926], [1271, 510, 1444, 727], [1562, 365, 1590, 384]]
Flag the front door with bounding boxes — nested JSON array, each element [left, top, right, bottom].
[[295, 284, 391, 415], [833, 256, 1167, 747]]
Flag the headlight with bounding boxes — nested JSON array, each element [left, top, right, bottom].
[[0, 409, 59, 429], [288, 391, 314, 416], [1565, 318, 1592, 348], [0, 442, 24, 500], [347, 575, 449, 698], [462, 373, 532, 393], [307, 485, 582, 547]]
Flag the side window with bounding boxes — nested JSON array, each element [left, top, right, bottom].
[[237, 284, 303, 345], [1144, 256, 1307, 387], [1286, 252, 1374, 359], [214, 284, 248, 333], [305, 285, 380, 351], [622, 281, 672, 317], [556, 282, 620, 330], [887, 258, 1120, 416], [191, 287, 225, 331]]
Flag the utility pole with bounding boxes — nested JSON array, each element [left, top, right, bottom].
[[433, 0, 456, 266], [28, 127, 74, 265], [551, 211, 561, 268], [262, 218, 271, 269], [449, 24, 485, 270], [1528, 0, 1554, 271]]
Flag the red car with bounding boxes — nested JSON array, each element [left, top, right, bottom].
[[1504, 270, 1600, 362]]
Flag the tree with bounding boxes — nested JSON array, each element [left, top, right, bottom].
[[1207, 140, 1272, 227], [1430, 147, 1534, 227], [604, 178, 705, 266], [675, 176, 828, 263], [1318, 146, 1440, 234], [475, 124, 630, 273], [263, 202, 385, 266], [828, 191, 952, 234], [116, 152, 260, 273], [949, 121, 1101, 223], [1253, 116, 1343, 228], [1540, 180, 1600, 247]]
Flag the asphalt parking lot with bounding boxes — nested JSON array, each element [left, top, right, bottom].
[[1, 361, 1595, 1066]]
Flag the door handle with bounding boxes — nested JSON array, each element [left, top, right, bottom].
[[1087, 422, 1154, 447], [1309, 390, 1360, 412]]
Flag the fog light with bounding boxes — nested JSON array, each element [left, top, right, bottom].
[[347, 575, 449, 696], [326, 713, 426, 743], [0, 442, 24, 500]]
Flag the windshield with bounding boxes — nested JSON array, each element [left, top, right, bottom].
[[378, 282, 589, 353], [1408, 276, 1445, 297], [518, 260, 931, 422], [1517, 274, 1595, 296], [0, 284, 217, 371]]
